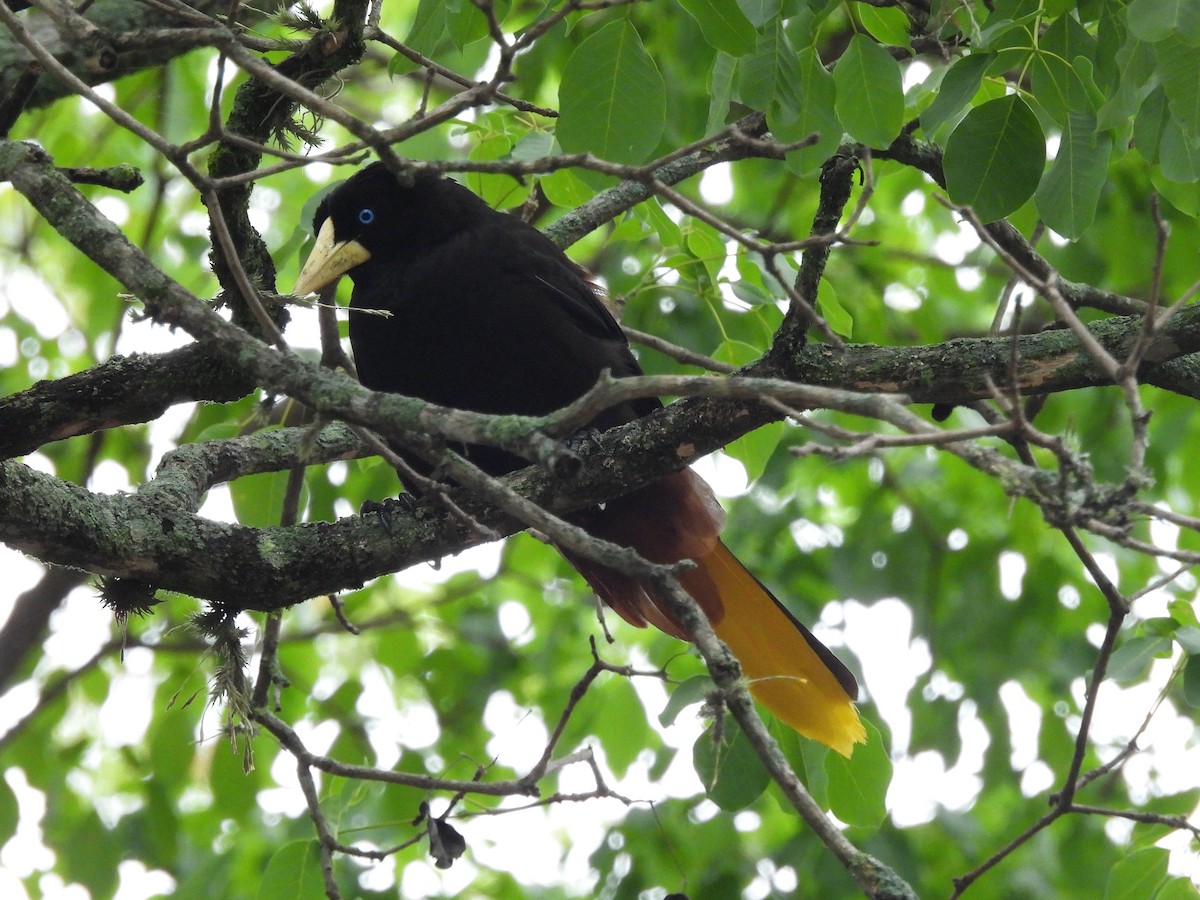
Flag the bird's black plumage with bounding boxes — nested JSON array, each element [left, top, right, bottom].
[[308, 164, 654, 475], [294, 163, 865, 755]]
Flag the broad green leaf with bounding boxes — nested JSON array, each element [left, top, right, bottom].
[[1127, 0, 1200, 44], [679, 0, 757, 56], [540, 168, 593, 207], [1102, 847, 1169, 900], [685, 221, 727, 284], [1176, 625, 1200, 653], [404, 0, 448, 55], [643, 197, 683, 250], [818, 279, 854, 338], [858, 5, 910, 47], [1035, 111, 1112, 239], [1170, 598, 1200, 628], [468, 133, 533, 209], [833, 35, 905, 148], [693, 723, 771, 810], [1041, 10, 1098, 68], [779, 726, 830, 810], [725, 421, 786, 482], [1135, 85, 1171, 164], [0, 780, 16, 851], [557, 20, 666, 164], [1160, 116, 1200, 182], [589, 676, 651, 775], [1155, 35, 1200, 140], [1158, 877, 1200, 900], [1184, 654, 1200, 708], [706, 52, 737, 136], [921, 53, 992, 134], [977, 0, 1040, 52], [825, 719, 891, 827], [445, 0, 489, 50], [511, 130, 555, 162], [729, 280, 774, 306], [944, 94, 1046, 222], [1097, 35, 1158, 130], [256, 841, 326, 900], [738, 0, 780, 29], [713, 339, 784, 479], [659, 675, 715, 727], [1032, 16, 1100, 124], [230, 469, 302, 529], [1107, 635, 1172, 683], [735, 23, 800, 111], [778, 47, 843, 175]]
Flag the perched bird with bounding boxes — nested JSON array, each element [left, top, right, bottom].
[[294, 163, 866, 756]]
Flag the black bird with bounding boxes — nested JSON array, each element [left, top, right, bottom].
[[294, 163, 864, 755]]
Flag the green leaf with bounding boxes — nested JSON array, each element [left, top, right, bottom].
[[0, 779, 16, 848], [468, 133, 533, 209], [725, 421, 785, 482], [1127, 0, 1200, 44], [735, 23, 798, 111], [921, 53, 992, 134], [706, 52, 738, 135], [944, 94, 1046, 222], [1184, 654, 1200, 708], [685, 221, 727, 284], [540, 168, 593, 207], [557, 20, 666, 164], [978, 0, 1040, 53], [1156, 35, 1200, 140], [1107, 635, 1172, 683], [818, 279, 854, 338], [779, 726, 829, 809], [659, 675, 715, 727], [1170, 598, 1200, 629], [1103, 847, 1169, 900], [256, 841, 326, 900], [1159, 116, 1200, 182], [230, 469, 302, 529], [1035, 111, 1112, 239], [1135, 85, 1171, 164], [777, 47, 842, 175], [1175, 625, 1200, 653], [858, 5, 910, 47], [511, 130, 555, 162], [738, 0, 780, 29], [1158, 877, 1200, 900], [1032, 17, 1100, 125], [825, 719, 891, 827], [643, 197, 683, 250], [445, 0, 489, 50], [693, 724, 771, 810], [404, 0, 448, 55], [679, 0, 757, 56], [833, 35, 905, 148], [1097, 34, 1158, 130]]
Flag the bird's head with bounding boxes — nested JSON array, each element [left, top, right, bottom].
[[293, 163, 478, 297]]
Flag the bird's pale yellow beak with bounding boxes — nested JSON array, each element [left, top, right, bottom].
[[294, 217, 372, 296]]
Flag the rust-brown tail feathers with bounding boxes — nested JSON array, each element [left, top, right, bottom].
[[564, 471, 865, 757]]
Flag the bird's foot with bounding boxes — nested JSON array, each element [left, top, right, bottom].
[[564, 426, 606, 456], [361, 493, 421, 533]]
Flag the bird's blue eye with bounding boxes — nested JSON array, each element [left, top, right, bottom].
[[358, 208, 375, 224]]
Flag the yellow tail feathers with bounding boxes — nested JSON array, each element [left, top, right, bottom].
[[704, 542, 866, 757]]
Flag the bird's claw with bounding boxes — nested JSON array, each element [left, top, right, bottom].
[[361, 494, 421, 533]]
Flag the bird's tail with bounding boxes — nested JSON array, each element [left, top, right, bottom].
[[561, 472, 864, 763], [563, 470, 865, 756], [700, 541, 865, 757]]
